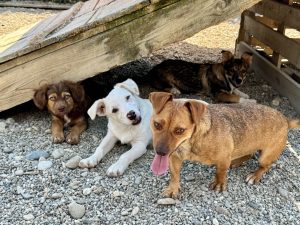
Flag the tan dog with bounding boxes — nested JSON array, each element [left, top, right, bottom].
[[149, 92, 300, 198]]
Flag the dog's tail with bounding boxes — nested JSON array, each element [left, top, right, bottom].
[[288, 119, 300, 129]]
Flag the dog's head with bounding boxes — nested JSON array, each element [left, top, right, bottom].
[[33, 80, 85, 117], [87, 79, 142, 125], [149, 92, 207, 175], [221, 50, 253, 88]]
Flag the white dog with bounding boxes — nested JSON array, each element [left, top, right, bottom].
[[79, 79, 152, 176]]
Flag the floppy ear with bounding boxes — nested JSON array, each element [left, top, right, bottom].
[[87, 99, 106, 120], [115, 79, 139, 96], [33, 84, 48, 110], [149, 92, 173, 114], [64, 80, 85, 104], [184, 100, 207, 123], [241, 52, 253, 67], [221, 50, 234, 64]]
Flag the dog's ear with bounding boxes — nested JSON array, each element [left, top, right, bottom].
[[115, 79, 139, 96], [33, 84, 48, 110], [149, 92, 173, 114], [241, 52, 253, 67], [87, 99, 106, 120], [184, 100, 207, 123], [221, 50, 234, 64], [64, 81, 85, 104]]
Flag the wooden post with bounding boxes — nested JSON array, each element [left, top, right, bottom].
[[272, 22, 285, 68]]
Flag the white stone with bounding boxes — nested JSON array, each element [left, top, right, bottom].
[[212, 218, 219, 225], [157, 198, 176, 205], [6, 118, 15, 124], [131, 207, 139, 216], [23, 214, 34, 221], [83, 188, 92, 196], [68, 201, 85, 219], [0, 122, 6, 132], [15, 169, 24, 176], [65, 156, 82, 169], [112, 190, 124, 197], [52, 193, 63, 199], [38, 161, 53, 170], [52, 149, 65, 159]]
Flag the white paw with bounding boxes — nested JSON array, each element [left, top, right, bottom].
[[239, 98, 257, 104], [79, 155, 99, 168], [241, 93, 250, 99], [106, 161, 128, 177]]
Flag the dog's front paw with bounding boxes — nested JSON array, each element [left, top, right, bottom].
[[246, 173, 261, 185], [162, 185, 180, 198], [209, 180, 227, 192], [239, 98, 257, 104], [79, 156, 99, 168], [52, 134, 65, 143], [106, 161, 127, 177], [170, 87, 181, 96], [66, 133, 79, 145]]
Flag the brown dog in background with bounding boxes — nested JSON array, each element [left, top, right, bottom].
[[33, 80, 88, 145], [149, 92, 300, 198]]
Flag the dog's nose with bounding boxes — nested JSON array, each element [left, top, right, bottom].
[[58, 106, 65, 112], [156, 151, 167, 156], [127, 110, 136, 120], [236, 77, 243, 85]]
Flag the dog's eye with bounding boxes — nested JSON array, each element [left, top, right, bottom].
[[49, 96, 56, 101], [174, 128, 185, 135], [126, 95, 130, 101], [112, 108, 119, 113], [64, 94, 71, 99], [154, 122, 162, 130]]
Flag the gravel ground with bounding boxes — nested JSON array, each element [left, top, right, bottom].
[[0, 7, 300, 225]]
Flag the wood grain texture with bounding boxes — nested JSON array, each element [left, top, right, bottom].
[[243, 15, 300, 67], [0, 0, 260, 111], [237, 42, 300, 114], [250, 0, 300, 31]]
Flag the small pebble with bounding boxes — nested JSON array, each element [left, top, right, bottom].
[[121, 210, 129, 216], [6, 118, 15, 124], [26, 150, 49, 161], [83, 188, 92, 196], [15, 169, 24, 176], [52, 149, 65, 159], [3, 147, 13, 153], [38, 161, 53, 170], [0, 122, 6, 132], [92, 186, 102, 194], [157, 198, 176, 205], [272, 97, 281, 106], [135, 177, 142, 185], [23, 214, 34, 221], [81, 172, 88, 177], [215, 206, 230, 216], [21, 192, 32, 199], [278, 187, 289, 198], [112, 190, 124, 197], [212, 218, 219, 225], [68, 201, 85, 219], [52, 193, 63, 199], [65, 156, 81, 169], [131, 207, 139, 216], [185, 175, 195, 181], [45, 129, 51, 134]]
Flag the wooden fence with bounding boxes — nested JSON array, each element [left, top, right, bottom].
[[236, 0, 300, 113]]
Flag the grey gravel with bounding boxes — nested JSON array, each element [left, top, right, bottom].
[[0, 37, 299, 225], [157, 198, 177, 205], [23, 214, 34, 221], [0, 121, 6, 132]]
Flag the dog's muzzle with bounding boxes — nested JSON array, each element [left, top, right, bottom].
[[132, 116, 142, 125]]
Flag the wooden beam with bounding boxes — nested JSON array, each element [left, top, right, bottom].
[[243, 15, 300, 67], [251, 0, 300, 31], [237, 42, 300, 114], [0, 0, 260, 111]]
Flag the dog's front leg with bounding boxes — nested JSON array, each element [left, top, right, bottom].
[[79, 130, 118, 168], [52, 116, 65, 143], [106, 141, 147, 177], [233, 88, 249, 99], [162, 152, 183, 198], [66, 117, 87, 145], [209, 160, 231, 192]]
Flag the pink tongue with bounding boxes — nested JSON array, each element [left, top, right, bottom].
[[151, 154, 169, 176]]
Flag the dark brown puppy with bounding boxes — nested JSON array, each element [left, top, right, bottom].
[[33, 80, 87, 145], [149, 92, 300, 198], [149, 51, 255, 103]]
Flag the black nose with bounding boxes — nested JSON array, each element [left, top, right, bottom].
[[127, 110, 136, 120], [236, 77, 243, 84], [157, 151, 167, 156], [58, 107, 65, 112]]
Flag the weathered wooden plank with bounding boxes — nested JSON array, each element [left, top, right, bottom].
[[0, 0, 260, 111], [237, 41, 300, 114], [243, 15, 300, 67], [76, 0, 100, 17], [251, 0, 300, 31]]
